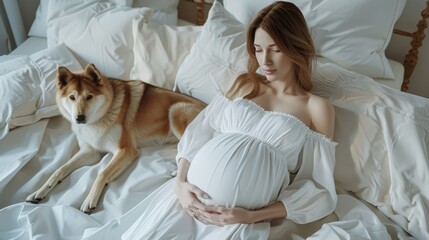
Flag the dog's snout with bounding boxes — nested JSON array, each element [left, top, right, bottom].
[[76, 115, 86, 124]]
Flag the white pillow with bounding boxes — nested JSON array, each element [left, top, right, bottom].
[[0, 44, 82, 139], [223, 0, 406, 79], [174, 1, 248, 103], [28, 0, 49, 38], [28, 0, 132, 38], [312, 60, 429, 240], [47, 1, 180, 80], [47, 1, 142, 79], [132, 0, 179, 26], [130, 15, 201, 90]]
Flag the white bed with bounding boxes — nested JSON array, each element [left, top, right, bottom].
[[0, 0, 428, 239]]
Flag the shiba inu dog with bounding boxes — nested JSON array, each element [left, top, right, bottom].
[[26, 63, 206, 214]]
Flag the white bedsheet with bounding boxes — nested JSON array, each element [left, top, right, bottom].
[[0, 60, 426, 239], [0, 116, 179, 239]]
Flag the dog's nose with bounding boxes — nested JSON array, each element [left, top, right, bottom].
[[76, 115, 86, 123]]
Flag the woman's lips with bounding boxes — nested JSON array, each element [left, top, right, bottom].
[[263, 69, 276, 75]]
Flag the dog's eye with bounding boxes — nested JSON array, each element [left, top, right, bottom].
[[86, 95, 93, 100], [69, 95, 75, 101]]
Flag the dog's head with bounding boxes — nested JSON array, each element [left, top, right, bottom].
[[56, 64, 113, 125]]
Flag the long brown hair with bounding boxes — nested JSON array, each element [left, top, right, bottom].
[[227, 1, 315, 99]]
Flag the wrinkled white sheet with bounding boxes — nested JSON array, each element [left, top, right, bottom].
[[1, 59, 426, 239], [0, 116, 178, 239], [309, 195, 392, 240]]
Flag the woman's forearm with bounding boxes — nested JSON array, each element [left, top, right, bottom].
[[250, 201, 287, 223], [176, 158, 191, 182]]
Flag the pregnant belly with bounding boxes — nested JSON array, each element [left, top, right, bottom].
[[187, 133, 284, 209]]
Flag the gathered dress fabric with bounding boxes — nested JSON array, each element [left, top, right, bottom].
[[122, 94, 338, 240]]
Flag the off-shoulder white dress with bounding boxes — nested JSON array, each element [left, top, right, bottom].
[[122, 94, 337, 240]]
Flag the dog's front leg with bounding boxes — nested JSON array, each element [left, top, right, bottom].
[[81, 147, 139, 214], [26, 147, 100, 204]]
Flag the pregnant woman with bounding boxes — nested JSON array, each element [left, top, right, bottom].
[[123, 2, 337, 239]]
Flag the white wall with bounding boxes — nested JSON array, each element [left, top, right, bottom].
[[386, 0, 429, 98], [0, 13, 11, 54]]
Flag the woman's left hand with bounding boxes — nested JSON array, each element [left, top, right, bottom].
[[193, 206, 254, 226]]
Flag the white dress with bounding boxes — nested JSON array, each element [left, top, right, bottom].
[[122, 94, 337, 240]]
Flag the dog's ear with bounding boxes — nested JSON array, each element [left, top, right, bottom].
[[57, 66, 73, 90], [84, 63, 103, 86]]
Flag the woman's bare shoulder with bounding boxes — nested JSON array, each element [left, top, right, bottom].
[[307, 94, 333, 111], [307, 94, 335, 139]]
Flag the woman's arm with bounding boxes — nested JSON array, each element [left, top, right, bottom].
[[174, 95, 229, 217], [193, 201, 286, 226], [173, 158, 210, 216], [308, 94, 335, 139], [175, 158, 191, 182], [249, 201, 286, 223], [274, 95, 337, 224]]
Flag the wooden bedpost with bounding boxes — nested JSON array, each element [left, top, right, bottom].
[[193, 0, 205, 25], [393, 1, 429, 92]]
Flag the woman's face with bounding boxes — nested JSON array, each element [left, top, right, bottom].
[[254, 28, 294, 82]]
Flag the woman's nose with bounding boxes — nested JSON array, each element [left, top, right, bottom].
[[262, 52, 272, 65]]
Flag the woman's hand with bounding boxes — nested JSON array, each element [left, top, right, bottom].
[[194, 206, 254, 226], [173, 178, 210, 217], [193, 201, 286, 226], [172, 180, 255, 226]]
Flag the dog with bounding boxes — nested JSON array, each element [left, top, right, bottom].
[[26, 63, 206, 214]]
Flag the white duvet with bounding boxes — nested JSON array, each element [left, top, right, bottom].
[[0, 60, 426, 239]]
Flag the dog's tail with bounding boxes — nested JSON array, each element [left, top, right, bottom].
[[168, 102, 205, 140]]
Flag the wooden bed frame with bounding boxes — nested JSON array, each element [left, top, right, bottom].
[[189, 0, 429, 92], [393, 1, 429, 92]]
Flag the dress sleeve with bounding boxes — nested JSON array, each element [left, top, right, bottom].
[[277, 133, 337, 224], [175, 94, 227, 164]]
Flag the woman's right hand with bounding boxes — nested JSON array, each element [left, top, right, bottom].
[[173, 179, 210, 217], [173, 158, 211, 217]]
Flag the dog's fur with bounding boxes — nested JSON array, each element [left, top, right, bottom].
[[26, 64, 206, 213]]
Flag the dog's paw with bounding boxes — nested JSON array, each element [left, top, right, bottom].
[[82, 206, 96, 215], [80, 196, 98, 215], [25, 191, 46, 204]]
